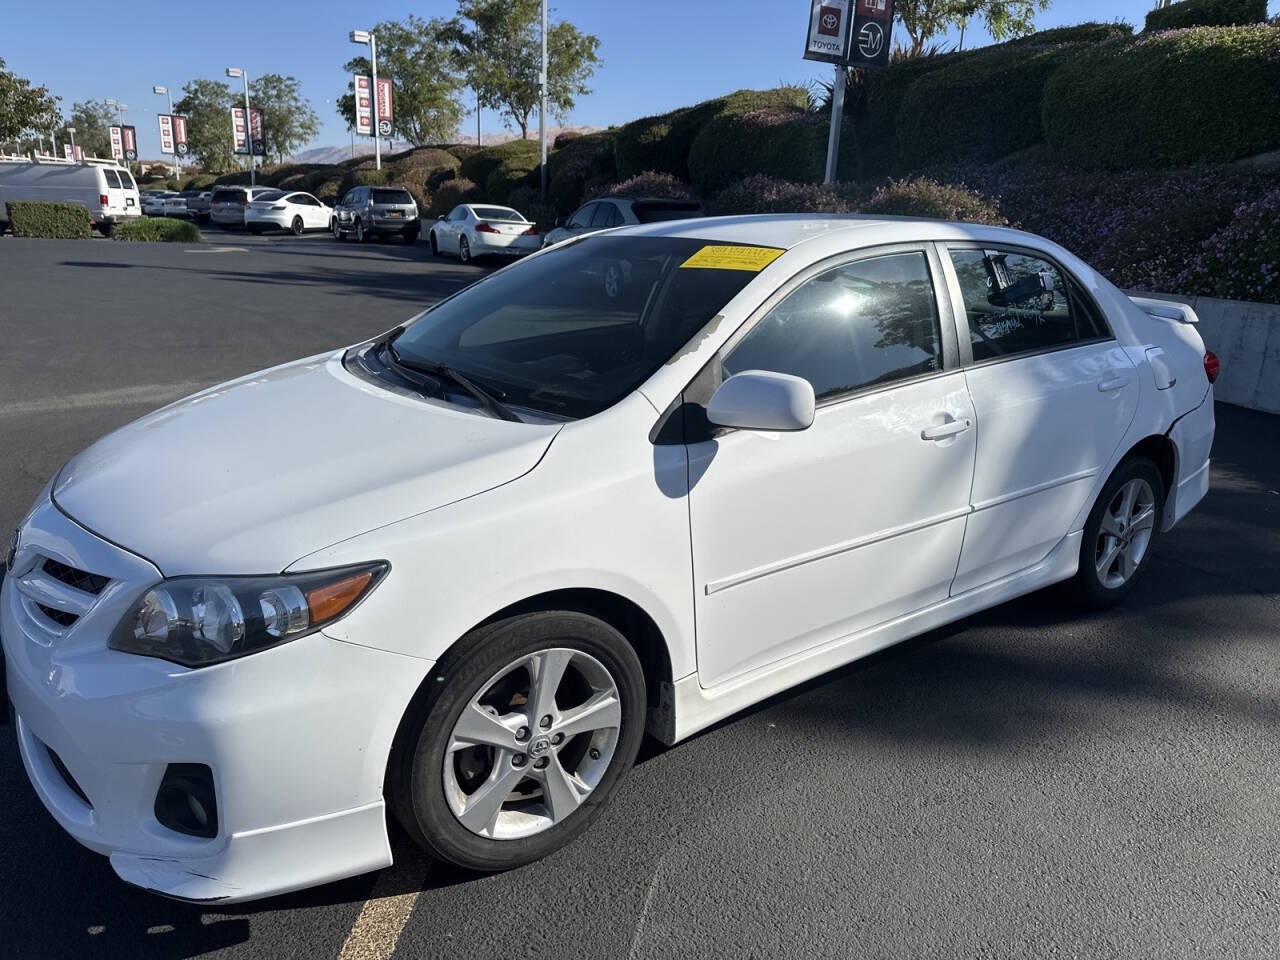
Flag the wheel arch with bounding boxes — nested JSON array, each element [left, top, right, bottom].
[[1119, 433, 1177, 501], [382, 587, 677, 812]]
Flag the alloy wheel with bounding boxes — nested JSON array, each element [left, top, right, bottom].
[[442, 647, 622, 840], [292, 216, 304, 236], [460, 237, 471, 263], [1095, 478, 1157, 589], [356, 220, 365, 243]]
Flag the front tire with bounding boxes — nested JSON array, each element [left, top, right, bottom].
[[429, 231, 439, 257], [332, 218, 343, 241], [1071, 457, 1164, 609], [390, 612, 646, 872], [355, 219, 366, 243]]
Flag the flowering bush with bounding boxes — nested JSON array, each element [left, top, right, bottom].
[[859, 178, 1007, 225], [590, 171, 698, 202], [1180, 185, 1280, 302], [707, 176, 853, 215]]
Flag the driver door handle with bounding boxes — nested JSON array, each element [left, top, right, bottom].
[[921, 419, 973, 441], [1098, 376, 1131, 393]]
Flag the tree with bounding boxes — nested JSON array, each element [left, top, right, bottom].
[[337, 15, 466, 146], [174, 79, 236, 173], [0, 58, 61, 147], [58, 100, 114, 159], [895, 0, 1050, 57], [251, 74, 319, 164], [456, 0, 601, 139]]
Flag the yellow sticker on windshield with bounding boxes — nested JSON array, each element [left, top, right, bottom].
[[679, 245, 785, 272]]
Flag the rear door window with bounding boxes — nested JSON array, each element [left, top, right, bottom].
[[590, 203, 619, 228], [946, 248, 1110, 363], [117, 170, 136, 191], [568, 203, 597, 229], [102, 169, 121, 189]]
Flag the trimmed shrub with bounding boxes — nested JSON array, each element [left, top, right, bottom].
[[707, 176, 854, 215], [459, 139, 541, 196], [485, 151, 541, 206], [427, 166, 458, 191], [112, 217, 203, 243], [615, 87, 809, 180], [546, 131, 617, 213], [687, 106, 831, 193], [1044, 26, 1280, 169], [553, 130, 583, 148], [308, 175, 345, 205], [896, 44, 1076, 169], [1181, 183, 1280, 302], [426, 177, 481, 219], [7, 201, 91, 238], [505, 184, 558, 233], [589, 172, 698, 202], [1145, 0, 1267, 32], [859, 178, 1007, 225], [444, 143, 484, 161], [1006, 21, 1134, 45], [213, 170, 253, 186], [856, 50, 984, 176], [181, 174, 219, 190]]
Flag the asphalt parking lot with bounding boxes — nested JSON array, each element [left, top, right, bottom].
[[2, 227, 1279, 960]]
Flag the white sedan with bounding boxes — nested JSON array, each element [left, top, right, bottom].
[[245, 190, 334, 236], [2, 216, 1217, 902], [141, 191, 187, 218], [428, 203, 541, 262]]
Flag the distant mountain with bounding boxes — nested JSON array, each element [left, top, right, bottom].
[[286, 126, 603, 165]]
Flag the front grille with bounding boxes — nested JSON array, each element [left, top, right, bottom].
[[47, 747, 92, 807], [41, 558, 110, 595], [35, 604, 78, 628]]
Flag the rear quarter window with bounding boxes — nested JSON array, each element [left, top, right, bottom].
[[102, 169, 121, 189]]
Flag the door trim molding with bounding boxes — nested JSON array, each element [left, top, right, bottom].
[[704, 505, 972, 596], [970, 468, 1099, 513]]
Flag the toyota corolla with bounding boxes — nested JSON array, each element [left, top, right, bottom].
[[2, 215, 1217, 902]]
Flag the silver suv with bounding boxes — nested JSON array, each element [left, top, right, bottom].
[[332, 186, 420, 243], [210, 186, 278, 229]]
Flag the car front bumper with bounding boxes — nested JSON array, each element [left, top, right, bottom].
[[2, 496, 430, 903]]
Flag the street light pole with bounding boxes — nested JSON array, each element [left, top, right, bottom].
[[539, 0, 548, 196], [67, 126, 77, 161], [349, 30, 380, 170], [824, 64, 847, 184], [226, 68, 255, 186], [154, 85, 179, 176]]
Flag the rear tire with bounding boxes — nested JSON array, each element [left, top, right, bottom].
[[402, 227, 419, 244], [459, 236, 472, 264], [389, 612, 645, 872], [291, 216, 304, 236], [1071, 457, 1165, 609], [96, 223, 113, 238]]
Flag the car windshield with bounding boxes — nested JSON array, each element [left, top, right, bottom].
[[372, 188, 414, 205], [471, 206, 525, 222], [390, 235, 774, 419]]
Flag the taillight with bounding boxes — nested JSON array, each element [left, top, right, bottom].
[[99, 194, 109, 205], [521, 225, 539, 236], [475, 222, 498, 233], [1204, 351, 1220, 384]]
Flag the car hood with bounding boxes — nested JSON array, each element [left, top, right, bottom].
[[53, 352, 560, 576]]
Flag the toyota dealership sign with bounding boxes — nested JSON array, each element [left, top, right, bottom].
[[804, 0, 895, 69]]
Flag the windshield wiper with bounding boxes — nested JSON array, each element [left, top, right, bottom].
[[386, 344, 522, 422]]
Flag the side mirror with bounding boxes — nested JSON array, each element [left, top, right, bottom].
[[706, 371, 815, 433], [437, 215, 446, 221], [555, 217, 566, 228]]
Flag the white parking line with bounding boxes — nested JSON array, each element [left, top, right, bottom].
[[0, 382, 207, 419], [336, 855, 431, 960]]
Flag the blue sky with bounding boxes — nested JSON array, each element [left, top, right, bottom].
[[4, 0, 1277, 160]]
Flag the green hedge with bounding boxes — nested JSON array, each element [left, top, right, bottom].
[[181, 173, 218, 191], [1145, 0, 1267, 32], [6, 201, 91, 238], [614, 87, 808, 181], [856, 50, 983, 176], [1044, 26, 1280, 169], [458, 140, 541, 197], [687, 107, 830, 193], [112, 217, 203, 242], [1006, 21, 1133, 44], [485, 152, 541, 206], [425, 177, 481, 219], [896, 44, 1077, 168], [545, 131, 617, 214]]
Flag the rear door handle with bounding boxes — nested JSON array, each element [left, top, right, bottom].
[[921, 419, 973, 441], [1098, 376, 1131, 393]]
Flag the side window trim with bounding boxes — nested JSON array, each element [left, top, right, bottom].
[[715, 242, 960, 411], [938, 241, 1115, 370]]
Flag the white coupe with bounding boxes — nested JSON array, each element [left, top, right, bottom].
[[2, 215, 1217, 902]]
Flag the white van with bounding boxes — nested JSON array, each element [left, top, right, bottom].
[[0, 154, 142, 236]]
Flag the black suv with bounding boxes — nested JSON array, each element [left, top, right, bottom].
[[332, 186, 420, 243]]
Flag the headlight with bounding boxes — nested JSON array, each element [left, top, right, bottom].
[[109, 562, 388, 667]]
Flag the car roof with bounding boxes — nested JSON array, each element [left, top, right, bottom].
[[613, 214, 1047, 252]]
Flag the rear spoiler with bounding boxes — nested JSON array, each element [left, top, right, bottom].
[[1129, 296, 1200, 324]]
